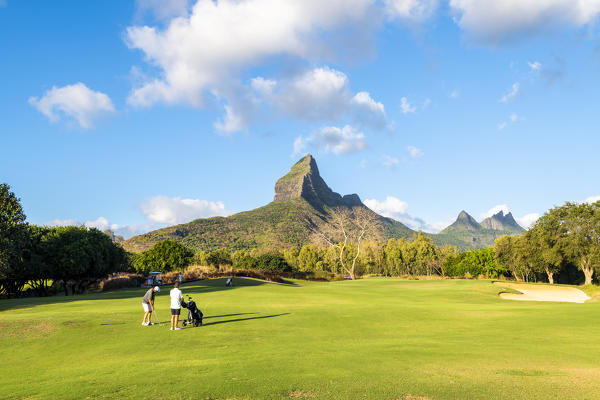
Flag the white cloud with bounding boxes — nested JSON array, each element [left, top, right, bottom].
[[449, 89, 459, 99], [585, 195, 600, 203], [29, 83, 115, 129], [449, 0, 600, 44], [364, 195, 447, 233], [0, 0, 6, 7], [500, 82, 519, 103], [407, 145, 423, 158], [84, 216, 121, 231], [480, 204, 510, 219], [516, 213, 539, 229], [422, 98, 432, 109], [141, 196, 232, 225], [498, 112, 521, 130], [400, 97, 416, 114], [44, 219, 79, 227], [365, 196, 409, 216], [125, 0, 376, 108], [384, 0, 438, 22], [509, 113, 518, 122], [497, 121, 508, 130], [382, 154, 400, 167], [528, 61, 542, 71], [253, 67, 387, 129], [293, 125, 367, 156]]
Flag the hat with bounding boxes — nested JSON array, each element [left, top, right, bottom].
[[154, 286, 160, 292]]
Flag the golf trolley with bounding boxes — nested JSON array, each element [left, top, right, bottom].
[[181, 295, 203, 327]]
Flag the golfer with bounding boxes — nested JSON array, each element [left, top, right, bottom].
[[170, 282, 183, 331], [141, 286, 160, 326]]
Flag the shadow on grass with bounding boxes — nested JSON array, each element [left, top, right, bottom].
[[202, 313, 290, 327], [203, 312, 257, 319], [0, 277, 291, 312]]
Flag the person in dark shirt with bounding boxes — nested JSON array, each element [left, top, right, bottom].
[[141, 286, 160, 326]]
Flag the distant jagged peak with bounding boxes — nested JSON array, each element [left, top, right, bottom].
[[440, 210, 481, 233], [274, 154, 362, 208], [480, 209, 523, 231]]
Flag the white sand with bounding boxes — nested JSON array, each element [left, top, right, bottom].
[[494, 281, 590, 303]]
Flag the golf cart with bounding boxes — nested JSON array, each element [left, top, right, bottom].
[[147, 272, 163, 286]]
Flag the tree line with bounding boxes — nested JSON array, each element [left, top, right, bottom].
[[0, 184, 127, 297]]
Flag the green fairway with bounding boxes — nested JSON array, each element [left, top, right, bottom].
[[1, 278, 600, 399]]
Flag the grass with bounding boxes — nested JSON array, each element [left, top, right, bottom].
[[1, 278, 600, 399]]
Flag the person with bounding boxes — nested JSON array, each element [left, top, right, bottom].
[[170, 282, 183, 331], [178, 272, 182, 284], [141, 286, 159, 326]]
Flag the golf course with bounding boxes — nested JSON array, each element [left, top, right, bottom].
[[2, 278, 600, 399]]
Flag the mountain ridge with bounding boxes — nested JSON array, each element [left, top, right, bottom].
[[123, 156, 524, 253]]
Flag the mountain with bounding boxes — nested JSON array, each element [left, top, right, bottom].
[[122, 155, 525, 253], [432, 210, 524, 251], [480, 211, 523, 233], [122, 155, 414, 253]]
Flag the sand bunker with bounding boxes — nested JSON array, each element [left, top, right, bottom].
[[494, 282, 590, 303]]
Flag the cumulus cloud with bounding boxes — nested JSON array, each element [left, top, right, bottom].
[[516, 213, 539, 229], [449, 0, 600, 44], [43, 217, 152, 240], [28, 83, 115, 129], [384, 0, 438, 22], [141, 196, 232, 225], [400, 97, 416, 114], [407, 145, 423, 158], [382, 154, 400, 168], [364, 196, 447, 233], [585, 195, 600, 203], [252, 67, 387, 130], [500, 82, 519, 103], [293, 125, 367, 156], [498, 112, 521, 130], [125, 0, 376, 108]]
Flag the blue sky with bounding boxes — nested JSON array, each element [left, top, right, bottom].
[[1, 0, 599, 238]]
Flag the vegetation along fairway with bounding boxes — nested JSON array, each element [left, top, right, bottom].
[[2, 278, 600, 399]]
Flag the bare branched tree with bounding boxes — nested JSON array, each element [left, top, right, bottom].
[[309, 207, 382, 279]]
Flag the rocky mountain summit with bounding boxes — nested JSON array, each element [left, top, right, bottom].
[[480, 210, 522, 231], [274, 155, 362, 209]]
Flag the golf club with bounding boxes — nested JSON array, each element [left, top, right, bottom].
[[153, 308, 160, 325]]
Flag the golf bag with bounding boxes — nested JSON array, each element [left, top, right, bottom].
[[181, 295, 203, 327]]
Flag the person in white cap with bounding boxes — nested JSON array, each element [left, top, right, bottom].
[[141, 286, 160, 326]]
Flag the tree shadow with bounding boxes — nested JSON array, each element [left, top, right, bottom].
[[0, 277, 296, 312], [201, 313, 290, 327]]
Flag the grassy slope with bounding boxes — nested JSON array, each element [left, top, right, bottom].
[[123, 199, 415, 253], [2, 278, 600, 399]]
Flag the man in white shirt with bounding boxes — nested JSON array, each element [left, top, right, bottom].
[[169, 282, 183, 331]]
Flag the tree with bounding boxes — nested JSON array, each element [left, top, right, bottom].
[[134, 240, 193, 275], [558, 201, 600, 285], [0, 183, 28, 297], [309, 207, 381, 280], [524, 223, 562, 284], [43, 226, 126, 295]]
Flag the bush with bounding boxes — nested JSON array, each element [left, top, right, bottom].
[[99, 273, 143, 292], [255, 253, 291, 272]]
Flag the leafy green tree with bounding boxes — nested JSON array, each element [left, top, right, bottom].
[[206, 248, 232, 268], [134, 240, 193, 275], [558, 201, 600, 285], [43, 226, 126, 295], [0, 183, 28, 297]]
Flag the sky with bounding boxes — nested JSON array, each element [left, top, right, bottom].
[[1, 0, 600, 238]]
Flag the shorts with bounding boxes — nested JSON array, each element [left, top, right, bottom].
[[171, 308, 181, 316], [142, 302, 152, 312]]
